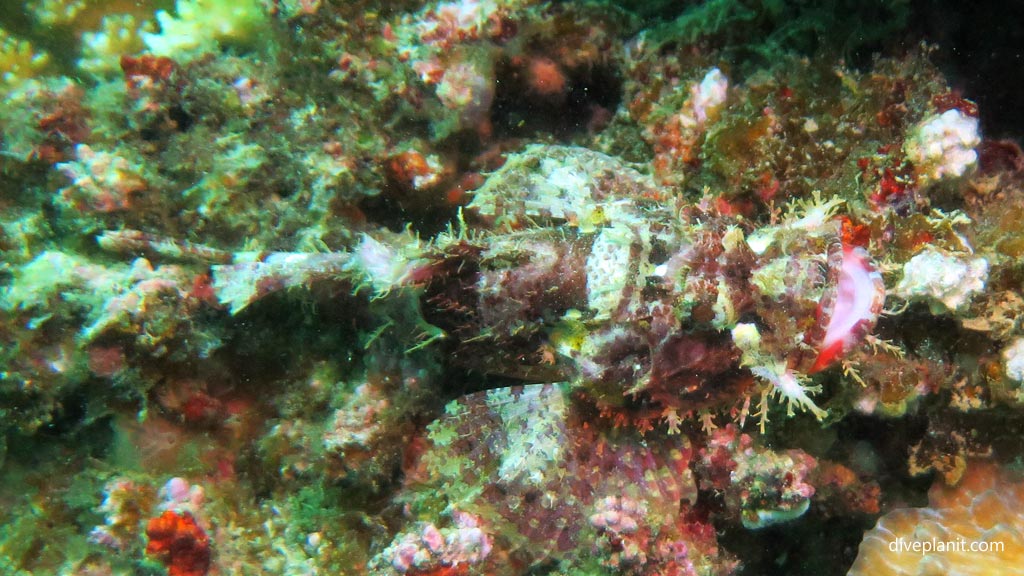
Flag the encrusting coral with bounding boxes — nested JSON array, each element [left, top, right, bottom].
[[849, 459, 1024, 575]]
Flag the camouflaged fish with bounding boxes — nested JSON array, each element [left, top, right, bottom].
[[212, 144, 885, 432]]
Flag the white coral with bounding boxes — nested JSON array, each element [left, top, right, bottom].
[[1002, 338, 1024, 385], [895, 247, 988, 313], [904, 109, 980, 186], [689, 67, 728, 125], [751, 362, 827, 422], [79, 14, 153, 75], [143, 0, 269, 58]]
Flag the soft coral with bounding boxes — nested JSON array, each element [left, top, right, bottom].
[[145, 510, 211, 576]]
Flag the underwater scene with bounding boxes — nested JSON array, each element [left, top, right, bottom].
[[2, 0, 1024, 574]]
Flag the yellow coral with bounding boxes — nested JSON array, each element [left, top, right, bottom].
[[26, 0, 89, 25], [28, 0, 158, 33], [142, 0, 271, 58], [850, 459, 1024, 575], [1, 30, 51, 90], [79, 14, 156, 75], [23, 0, 161, 76]]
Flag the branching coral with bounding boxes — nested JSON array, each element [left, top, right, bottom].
[[143, 0, 271, 58], [0, 30, 51, 91]]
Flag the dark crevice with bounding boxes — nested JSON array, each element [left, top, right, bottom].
[[490, 56, 623, 140]]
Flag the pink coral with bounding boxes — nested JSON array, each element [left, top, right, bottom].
[[158, 477, 206, 521], [380, 511, 493, 574]]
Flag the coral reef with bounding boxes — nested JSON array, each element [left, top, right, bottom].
[[1, 0, 1024, 574]]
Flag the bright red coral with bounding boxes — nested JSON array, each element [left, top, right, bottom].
[[145, 511, 211, 576]]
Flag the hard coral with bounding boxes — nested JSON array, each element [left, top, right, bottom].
[[0, 30, 52, 90], [850, 459, 1024, 576], [145, 510, 211, 576], [56, 144, 148, 213], [79, 14, 156, 76], [904, 109, 981, 187], [379, 512, 492, 575], [143, 0, 270, 59]]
